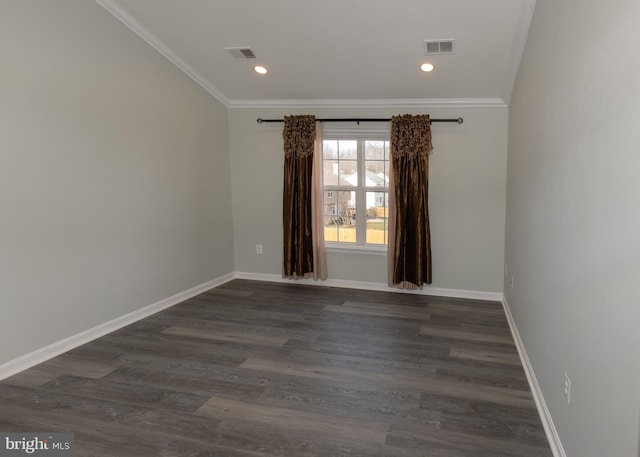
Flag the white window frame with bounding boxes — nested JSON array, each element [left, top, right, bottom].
[[322, 127, 390, 255]]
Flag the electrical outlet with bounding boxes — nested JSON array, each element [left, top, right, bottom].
[[563, 372, 571, 404], [256, 244, 263, 254]]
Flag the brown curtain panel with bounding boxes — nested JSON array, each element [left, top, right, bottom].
[[388, 114, 433, 289], [282, 115, 318, 279]]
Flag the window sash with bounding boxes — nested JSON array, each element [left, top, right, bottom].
[[323, 136, 389, 249]]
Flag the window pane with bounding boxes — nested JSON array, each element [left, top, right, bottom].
[[323, 191, 338, 242], [337, 191, 356, 242], [365, 141, 386, 160], [323, 159, 339, 185], [324, 159, 356, 186], [340, 160, 357, 186], [323, 137, 357, 186], [366, 191, 388, 245], [365, 160, 387, 187], [338, 140, 357, 159], [324, 190, 356, 243], [365, 141, 388, 188], [323, 140, 338, 159], [366, 217, 388, 244], [324, 191, 356, 243]]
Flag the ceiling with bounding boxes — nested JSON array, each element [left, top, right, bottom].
[[95, 0, 537, 107]]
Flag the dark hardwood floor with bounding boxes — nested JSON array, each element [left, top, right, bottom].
[[0, 280, 552, 456]]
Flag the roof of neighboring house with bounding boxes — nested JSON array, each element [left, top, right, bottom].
[[323, 172, 353, 187], [324, 167, 389, 188], [365, 171, 389, 187]]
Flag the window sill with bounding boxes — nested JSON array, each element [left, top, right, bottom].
[[326, 244, 387, 256]]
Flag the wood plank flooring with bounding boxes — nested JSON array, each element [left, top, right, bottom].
[[0, 280, 552, 456]]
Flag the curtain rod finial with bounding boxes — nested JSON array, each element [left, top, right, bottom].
[[457, 117, 464, 124], [257, 118, 263, 124]]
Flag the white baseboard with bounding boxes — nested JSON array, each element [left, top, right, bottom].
[[0, 272, 566, 457], [0, 272, 235, 381], [501, 296, 566, 457], [0, 271, 502, 381], [234, 271, 504, 302]]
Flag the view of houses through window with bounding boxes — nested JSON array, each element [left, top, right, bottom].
[[322, 137, 389, 247]]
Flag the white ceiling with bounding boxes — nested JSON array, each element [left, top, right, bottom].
[[96, 0, 537, 107]]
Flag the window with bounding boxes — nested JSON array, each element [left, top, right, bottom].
[[322, 131, 390, 251]]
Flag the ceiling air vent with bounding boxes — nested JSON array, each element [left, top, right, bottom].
[[226, 47, 257, 60], [423, 39, 455, 55]]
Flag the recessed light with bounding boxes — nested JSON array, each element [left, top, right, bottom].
[[420, 63, 434, 72], [254, 65, 268, 75]]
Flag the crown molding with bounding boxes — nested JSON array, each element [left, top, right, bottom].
[[94, 0, 230, 106], [227, 98, 507, 109], [95, 0, 513, 110]]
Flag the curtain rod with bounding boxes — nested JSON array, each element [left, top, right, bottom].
[[256, 117, 463, 125]]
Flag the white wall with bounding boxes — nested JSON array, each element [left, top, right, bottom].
[[506, 0, 640, 455], [230, 106, 507, 295], [0, 0, 234, 365]]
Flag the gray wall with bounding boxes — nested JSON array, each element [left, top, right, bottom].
[[230, 106, 507, 294], [0, 0, 234, 365], [505, 0, 640, 455]]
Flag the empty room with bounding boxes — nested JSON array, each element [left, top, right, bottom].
[[1, 1, 638, 456]]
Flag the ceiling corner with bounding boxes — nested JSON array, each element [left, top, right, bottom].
[[501, 0, 537, 105], [94, 0, 230, 107]]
